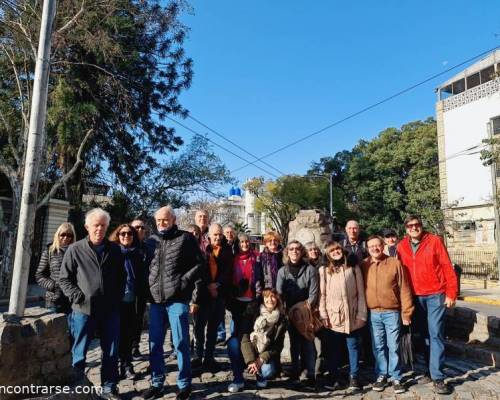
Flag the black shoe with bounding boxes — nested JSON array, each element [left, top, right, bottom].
[[216, 337, 226, 346], [124, 365, 136, 380], [101, 389, 120, 400], [167, 351, 178, 362], [191, 357, 202, 369], [418, 374, 432, 384], [132, 346, 141, 359], [176, 386, 192, 400], [372, 376, 387, 392], [142, 386, 164, 400], [348, 377, 362, 392], [301, 377, 317, 392], [393, 380, 406, 394], [203, 358, 221, 372], [324, 378, 340, 391], [433, 380, 451, 395]]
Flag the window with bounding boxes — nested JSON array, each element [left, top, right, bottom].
[[440, 84, 453, 100], [452, 78, 465, 94], [466, 72, 480, 89], [492, 116, 500, 135], [480, 65, 495, 84]]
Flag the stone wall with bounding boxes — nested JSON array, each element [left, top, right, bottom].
[[0, 307, 73, 398], [288, 209, 332, 249]]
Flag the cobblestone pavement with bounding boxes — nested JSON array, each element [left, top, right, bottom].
[[86, 332, 500, 400]]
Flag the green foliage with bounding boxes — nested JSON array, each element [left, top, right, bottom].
[[233, 222, 251, 234]]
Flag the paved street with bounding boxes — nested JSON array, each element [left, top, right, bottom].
[[85, 331, 500, 400]]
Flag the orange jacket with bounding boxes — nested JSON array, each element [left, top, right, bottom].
[[396, 232, 458, 300]]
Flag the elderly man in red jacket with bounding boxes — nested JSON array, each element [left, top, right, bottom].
[[397, 214, 457, 395]]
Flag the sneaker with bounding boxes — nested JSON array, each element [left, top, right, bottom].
[[124, 366, 136, 380], [324, 378, 340, 391], [203, 358, 221, 373], [393, 380, 406, 394], [256, 378, 268, 389], [176, 386, 191, 400], [132, 346, 141, 359], [228, 382, 244, 393], [348, 377, 362, 392], [191, 357, 202, 369], [301, 377, 317, 392], [142, 386, 164, 400], [433, 380, 452, 395], [418, 374, 432, 384], [372, 376, 387, 392], [216, 337, 226, 346]]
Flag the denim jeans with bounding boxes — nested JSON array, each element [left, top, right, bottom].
[[414, 293, 446, 380], [149, 302, 191, 390], [227, 337, 275, 384], [325, 328, 361, 378], [217, 320, 226, 341], [70, 309, 120, 391], [369, 311, 402, 381], [288, 324, 316, 378], [193, 297, 225, 360]]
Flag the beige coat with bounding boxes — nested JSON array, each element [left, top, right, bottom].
[[319, 264, 367, 334]]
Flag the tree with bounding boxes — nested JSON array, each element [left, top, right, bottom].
[[0, 0, 194, 295]]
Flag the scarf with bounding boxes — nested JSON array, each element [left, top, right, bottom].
[[121, 246, 136, 302], [251, 305, 281, 353], [261, 248, 281, 288], [233, 250, 258, 299]]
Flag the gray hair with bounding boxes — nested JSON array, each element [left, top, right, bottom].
[[208, 222, 222, 234], [238, 233, 250, 242], [155, 205, 176, 219], [345, 220, 359, 229], [304, 241, 320, 251], [85, 208, 111, 226]]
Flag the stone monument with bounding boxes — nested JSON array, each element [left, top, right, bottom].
[[288, 209, 332, 249]]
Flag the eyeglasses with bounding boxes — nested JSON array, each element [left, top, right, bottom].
[[60, 233, 73, 238], [406, 223, 422, 229], [119, 231, 133, 237], [289, 247, 301, 252], [133, 225, 146, 230]]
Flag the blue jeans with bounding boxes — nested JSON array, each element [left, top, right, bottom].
[[70, 310, 120, 391], [227, 337, 275, 384], [325, 328, 361, 378], [414, 293, 446, 380], [369, 311, 402, 381], [288, 324, 316, 378], [193, 298, 225, 360], [149, 302, 191, 390]]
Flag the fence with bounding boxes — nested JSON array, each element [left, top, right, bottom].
[[448, 249, 499, 280]]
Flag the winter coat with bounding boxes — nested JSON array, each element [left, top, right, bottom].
[[35, 245, 71, 312], [397, 232, 458, 300], [260, 247, 283, 289], [319, 263, 367, 334], [149, 225, 206, 304], [342, 239, 368, 265], [192, 240, 233, 304], [230, 250, 263, 300], [59, 238, 126, 315], [276, 261, 319, 310]]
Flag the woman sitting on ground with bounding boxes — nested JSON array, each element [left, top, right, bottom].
[[240, 288, 287, 389]]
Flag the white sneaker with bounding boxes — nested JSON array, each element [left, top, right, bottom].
[[256, 379, 268, 389], [228, 382, 244, 393]]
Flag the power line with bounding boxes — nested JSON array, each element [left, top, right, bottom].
[[187, 115, 286, 176], [231, 45, 500, 174], [166, 117, 280, 179]]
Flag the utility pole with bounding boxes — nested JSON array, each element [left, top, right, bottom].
[[8, 0, 57, 316], [329, 172, 335, 232], [487, 121, 500, 282]]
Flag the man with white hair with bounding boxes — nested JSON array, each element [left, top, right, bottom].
[[343, 220, 368, 264], [60, 208, 125, 400], [143, 206, 205, 400]]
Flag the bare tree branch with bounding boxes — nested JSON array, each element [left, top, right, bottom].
[[0, 109, 20, 166], [57, 0, 85, 34], [37, 128, 95, 210]]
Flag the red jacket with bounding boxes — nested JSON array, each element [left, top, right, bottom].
[[396, 232, 458, 300]]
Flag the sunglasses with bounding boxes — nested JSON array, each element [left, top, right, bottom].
[[406, 223, 422, 229], [133, 226, 146, 230], [60, 233, 73, 238], [119, 231, 133, 237]]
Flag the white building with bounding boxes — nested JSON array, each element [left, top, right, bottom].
[[436, 50, 500, 250]]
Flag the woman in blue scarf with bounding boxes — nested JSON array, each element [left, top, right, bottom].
[[109, 223, 145, 380]]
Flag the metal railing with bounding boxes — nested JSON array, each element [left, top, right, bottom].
[[448, 249, 499, 280]]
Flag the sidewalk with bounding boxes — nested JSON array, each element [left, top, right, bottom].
[[459, 279, 500, 306]]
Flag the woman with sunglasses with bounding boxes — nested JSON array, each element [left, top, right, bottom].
[[109, 223, 145, 380], [36, 222, 76, 314]]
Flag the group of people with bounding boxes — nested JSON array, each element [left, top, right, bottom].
[[35, 207, 458, 400]]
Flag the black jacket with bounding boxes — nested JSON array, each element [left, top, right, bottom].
[[149, 225, 205, 304], [192, 240, 233, 305], [35, 245, 71, 312], [59, 238, 126, 315]]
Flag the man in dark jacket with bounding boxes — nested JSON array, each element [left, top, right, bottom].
[[59, 208, 125, 400], [143, 206, 205, 400], [130, 218, 157, 357], [191, 223, 233, 372], [342, 220, 368, 264]]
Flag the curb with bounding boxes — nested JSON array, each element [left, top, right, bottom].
[[458, 296, 500, 306]]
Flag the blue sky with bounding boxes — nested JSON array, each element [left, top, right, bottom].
[[177, 1, 500, 188]]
